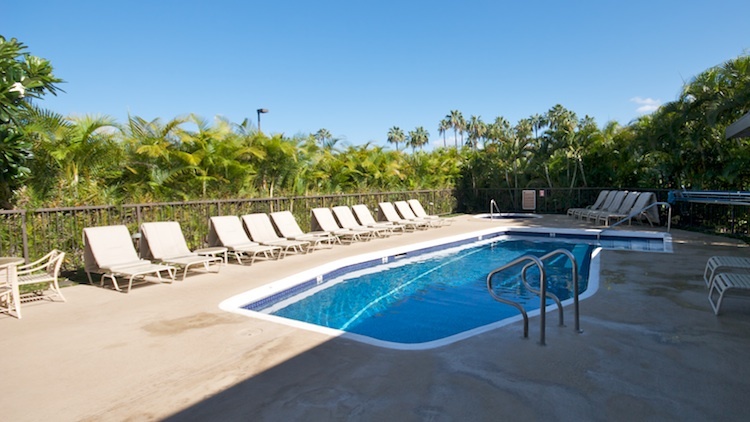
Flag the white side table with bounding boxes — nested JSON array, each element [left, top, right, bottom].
[[0, 257, 24, 319], [195, 247, 228, 265]]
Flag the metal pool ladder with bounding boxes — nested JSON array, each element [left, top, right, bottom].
[[486, 249, 581, 345], [489, 199, 501, 218]]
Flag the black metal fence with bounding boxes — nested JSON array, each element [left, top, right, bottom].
[[0, 190, 456, 269], [2, 187, 746, 272]]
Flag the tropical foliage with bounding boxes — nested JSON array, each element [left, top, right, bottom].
[[3, 36, 750, 211]]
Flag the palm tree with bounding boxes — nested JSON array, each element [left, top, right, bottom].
[[466, 115, 487, 150], [407, 126, 429, 151], [387, 126, 405, 151], [446, 110, 465, 149], [315, 128, 332, 146], [437, 118, 450, 148]]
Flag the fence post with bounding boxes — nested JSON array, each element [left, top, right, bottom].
[[21, 212, 29, 264]]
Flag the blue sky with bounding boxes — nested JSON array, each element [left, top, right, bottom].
[[5, 0, 749, 149]]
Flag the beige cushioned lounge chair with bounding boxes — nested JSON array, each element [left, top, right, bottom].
[[208, 216, 281, 264], [140, 222, 222, 280], [84, 225, 176, 293]]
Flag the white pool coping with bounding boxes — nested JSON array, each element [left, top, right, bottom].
[[219, 226, 671, 350]]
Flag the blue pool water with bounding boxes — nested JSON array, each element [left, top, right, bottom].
[[265, 238, 593, 345], [222, 228, 670, 349]]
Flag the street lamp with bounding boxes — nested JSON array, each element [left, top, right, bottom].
[[257, 108, 269, 132]]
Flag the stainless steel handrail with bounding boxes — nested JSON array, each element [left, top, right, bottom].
[[489, 199, 501, 219], [487, 255, 548, 345], [522, 249, 581, 333], [487, 255, 539, 341]]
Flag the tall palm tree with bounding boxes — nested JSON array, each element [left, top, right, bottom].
[[466, 115, 487, 150], [446, 110, 465, 149], [437, 118, 450, 148], [387, 126, 405, 151]]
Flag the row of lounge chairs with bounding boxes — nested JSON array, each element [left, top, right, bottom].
[[82, 200, 448, 293], [567, 190, 659, 226]]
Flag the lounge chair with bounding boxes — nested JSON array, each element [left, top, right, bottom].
[[83, 225, 176, 293], [591, 191, 641, 226], [378, 202, 428, 230], [241, 213, 311, 256], [567, 190, 609, 218], [16, 249, 66, 302], [581, 191, 628, 222], [208, 216, 282, 264], [139, 222, 223, 280], [708, 272, 750, 315], [351, 204, 408, 233], [407, 199, 452, 226], [704, 256, 750, 289], [332, 206, 388, 238], [269, 211, 339, 249], [597, 192, 658, 226], [576, 190, 618, 220], [394, 201, 438, 227], [311, 207, 369, 243]]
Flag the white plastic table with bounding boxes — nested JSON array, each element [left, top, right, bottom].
[[0, 257, 25, 319]]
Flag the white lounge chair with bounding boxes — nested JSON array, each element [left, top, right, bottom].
[[242, 213, 311, 256], [351, 204, 407, 233], [140, 222, 223, 280], [596, 192, 658, 226], [311, 207, 369, 243], [83, 225, 176, 293], [16, 249, 66, 302], [567, 190, 609, 218], [576, 190, 618, 220], [332, 206, 388, 238], [591, 191, 641, 226], [708, 272, 750, 315], [407, 199, 451, 226], [582, 191, 628, 222], [378, 202, 428, 230], [269, 211, 339, 249], [208, 216, 282, 264], [394, 201, 438, 227], [704, 256, 750, 289]]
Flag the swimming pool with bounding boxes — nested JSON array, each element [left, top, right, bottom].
[[220, 227, 671, 350]]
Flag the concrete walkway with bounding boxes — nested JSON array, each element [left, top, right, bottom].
[[2, 215, 750, 421]]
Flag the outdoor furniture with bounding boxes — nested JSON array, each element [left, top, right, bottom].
[[139, 222, 223, 280], [269, 211, 339, 249], [590, 191, 641, 226], [378, 202, 428, 230], [83, 225, 176, 293], [16, 249, 67, 303], [242, 213, 311, 256], [311, 208, 369, 243], [704, 255, 750, 289], [394, 201, 438, 227], [581, 191, 628, 221], [708, 272, 750, 315], [332, 206, 388, 238], [575, 190, 618, 220], [567, 190, 610, 218], [0, 257, 24, 318], [351, 204, 408, 233], [407, 199, 451, 226], [207, 216, 281, 264], [595, 192, 657, 227]]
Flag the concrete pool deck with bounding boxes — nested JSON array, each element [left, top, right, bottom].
[[2, 214, 750, 421]]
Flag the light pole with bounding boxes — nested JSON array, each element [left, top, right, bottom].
[[257, 108, 269, 132]]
